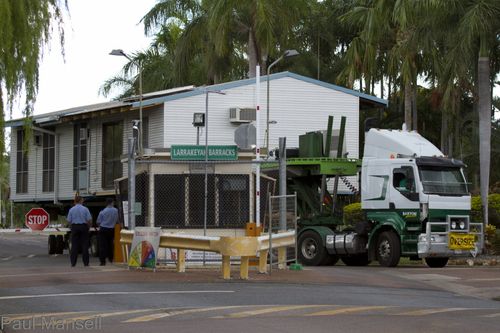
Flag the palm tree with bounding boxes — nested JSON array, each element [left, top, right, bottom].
[[340, 0, 431, 131], [429, 0, 500, 226], [141, 0, 309, 79]]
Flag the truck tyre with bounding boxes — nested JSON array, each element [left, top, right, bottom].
[[425, 257, 449, 268], [298, 231, 327, 266], [90, 234, 99, 257], [322, 254, 340, 266], [341, 254, 371, 266], [48, 235, 57, 255], [55, 235, 65, 254], [376, 231, 401, 267]]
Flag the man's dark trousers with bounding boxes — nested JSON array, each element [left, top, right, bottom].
[[99, 227, 114, 265], [70, 224, 90, 266]]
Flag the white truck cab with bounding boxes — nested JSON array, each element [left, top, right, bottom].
[[361, 129, 483, 266]]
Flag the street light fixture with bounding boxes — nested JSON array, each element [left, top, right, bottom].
[[193, 112, 205, 145], [110, 49, 144, 155], [266, 49, 299, 154]]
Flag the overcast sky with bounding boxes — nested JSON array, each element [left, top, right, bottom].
[[21, 0, 156, 119], [11, 0, 499, 120]]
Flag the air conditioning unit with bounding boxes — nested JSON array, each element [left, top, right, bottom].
[[229, 107, 256, 123]]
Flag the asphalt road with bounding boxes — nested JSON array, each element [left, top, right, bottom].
[[1, 233, 499, 333]]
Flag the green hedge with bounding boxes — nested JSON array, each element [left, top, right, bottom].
[[471, 194, 500, 226], [343, 202, 364, 226]]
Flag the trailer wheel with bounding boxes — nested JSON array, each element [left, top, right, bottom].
[[298, 231, 327, 266], [341, 254, 371, 266], [376, 231, 401, 267], [90, 234, 99, 257], [425, 257, 449, 268], [55, 235, 65, 254], [48, 235, 57, 255]]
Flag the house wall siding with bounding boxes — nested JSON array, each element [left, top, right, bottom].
[[164, 77, 359, 158]]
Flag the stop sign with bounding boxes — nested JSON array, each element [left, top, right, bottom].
[[25, 208, 50, 231]]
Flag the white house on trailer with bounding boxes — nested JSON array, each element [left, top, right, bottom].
[[6, 71, 387, 220]]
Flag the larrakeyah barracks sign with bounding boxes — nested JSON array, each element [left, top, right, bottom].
[[171, 145, 238, 161]]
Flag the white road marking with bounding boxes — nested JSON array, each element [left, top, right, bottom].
[[27, 254, 35, 258], [218, 305, 329, 318], [481, 312, 500, 318], [0, 290, 234, 301], [1, 256, 12, 261]]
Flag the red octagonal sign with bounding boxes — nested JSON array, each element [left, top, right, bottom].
[[25, 208, 50, 231]]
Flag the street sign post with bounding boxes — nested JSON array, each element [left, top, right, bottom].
[[25, 208, 50, 231]]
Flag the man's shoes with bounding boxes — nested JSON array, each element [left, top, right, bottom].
[[100, 262, 106, 266], [84, 264, 89, 267]]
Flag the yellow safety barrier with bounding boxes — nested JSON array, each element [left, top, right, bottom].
[[120, 230, 295, 280]]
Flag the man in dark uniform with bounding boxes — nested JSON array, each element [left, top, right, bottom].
[[96, 198, 119, 266], [67, 196, 92, 267]]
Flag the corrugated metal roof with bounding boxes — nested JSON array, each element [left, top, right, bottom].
[[122, 85, 195, 102], [5, 100, 131, 127], [131, 71, 388, 108]]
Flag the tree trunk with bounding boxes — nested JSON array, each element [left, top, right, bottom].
[[388, 76, 392, 99], [380, 76, 384, 99], [412, 77, 418, 132], [478, 56, 491, 226], [247, 29, 259, 78], [404, 81, 412, 130], [441, 109, 448, 154]]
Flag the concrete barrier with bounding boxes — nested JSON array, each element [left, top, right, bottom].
[[120, 230, 296, 280]]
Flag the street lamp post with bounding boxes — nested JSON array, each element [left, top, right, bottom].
[[266, 49, 299, 154], [110, 49, 144, 155]]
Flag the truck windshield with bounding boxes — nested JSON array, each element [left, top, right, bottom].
[[418, 167, 468, 195]]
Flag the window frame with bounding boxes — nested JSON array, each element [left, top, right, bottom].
[[15, 130, 28, 194]]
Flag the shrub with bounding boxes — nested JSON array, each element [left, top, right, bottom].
[[343, 202, 364, 226], [471, 194, 500, 227]]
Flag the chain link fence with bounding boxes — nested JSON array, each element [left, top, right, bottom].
[[117, 160, 278, 231]]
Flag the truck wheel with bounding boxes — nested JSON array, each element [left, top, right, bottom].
[[376, 231, 401, 267], [298, 231, 327, 266], [321, 255, 340, 266], [425, 257, 449, 268], [55, 235, 65, 254], [90, 234, 99, 257], [48, 235, 57, 255], [341, 254, 371, 266]]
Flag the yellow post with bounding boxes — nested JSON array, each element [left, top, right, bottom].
[[258, 250, 268, 274], [113, 224, 124, 263], [222, 255, 231, 280], [176, 249, 185, 273], [240, 256, 250, 280], [278, 247, 287, 270]]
